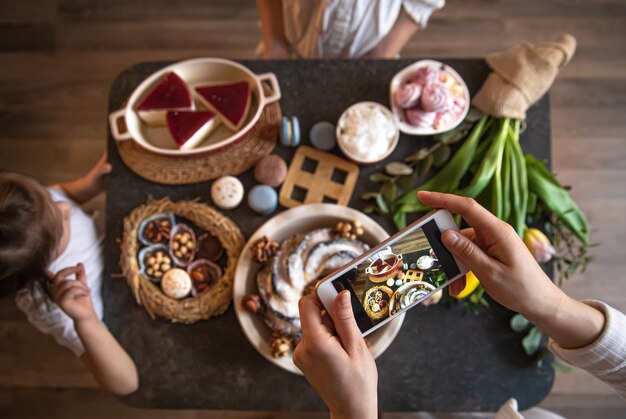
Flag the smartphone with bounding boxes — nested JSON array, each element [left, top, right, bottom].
[[316, 209, 468, 336]]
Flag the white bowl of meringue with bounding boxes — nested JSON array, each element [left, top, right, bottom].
[[390, 60, 470, 136], [336, 101, 400, 165]]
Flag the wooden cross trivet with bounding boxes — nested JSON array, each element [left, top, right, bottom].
[[279, 146, 359, 208]]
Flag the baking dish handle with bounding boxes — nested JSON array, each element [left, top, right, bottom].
[[257, 72, 281, 105], [109, 109, 132, 141]]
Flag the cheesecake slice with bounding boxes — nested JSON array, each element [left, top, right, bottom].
[[137, 72, 194, 126], [166, 110, 219, 150], [194, 81, 251, 131]]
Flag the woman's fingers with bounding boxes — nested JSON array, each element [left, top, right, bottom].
[[331, 291, 365, 355], [449, 275, 466, 297], [298, 294, 328, 339], [417, 191, 501, 232], [441, 230, 497, 279]]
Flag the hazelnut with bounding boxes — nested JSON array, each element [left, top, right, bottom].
[[242, 294, 264, 314], [161, 263, 171, 271], [353, 219, 362, 228], [175, 251, 182, 258], [147, 267, 155, 276], [154, 270, 163, 278], [147, 256, 156, 266], [172, 241, 179, 250]]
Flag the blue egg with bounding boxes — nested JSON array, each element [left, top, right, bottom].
[[309, 121, 336, 151], [248, 185, 278, 215]]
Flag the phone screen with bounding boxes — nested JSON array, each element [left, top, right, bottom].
[[331, 219, 460, 333]]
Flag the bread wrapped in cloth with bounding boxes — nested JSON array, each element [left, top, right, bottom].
[[472, 34, 576, 120]]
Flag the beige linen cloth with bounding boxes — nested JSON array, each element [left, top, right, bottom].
[[472, 34, 577, 120]]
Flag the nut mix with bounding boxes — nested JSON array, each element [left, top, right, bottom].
[[144, 219, 171, 243], [172, 231, 194, 260], [188, 260, 221, 294], [145, 250, 172, 279], [252, 236, 279, 263], [334, 219, 365, 240]]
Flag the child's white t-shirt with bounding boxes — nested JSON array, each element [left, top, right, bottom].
[[15, 186, 104, 357]]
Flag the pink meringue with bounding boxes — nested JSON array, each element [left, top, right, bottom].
[[405, 108, 436, 128], [410, 66, 440, 87], [394, 83, 422, 109], [420, 83, 453, 113], [434, 111, 454, 130]]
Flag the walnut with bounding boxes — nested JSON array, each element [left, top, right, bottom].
[[269, 332, 292, 358], [252, 236, 279, 263], [334, 220, 365, 239]]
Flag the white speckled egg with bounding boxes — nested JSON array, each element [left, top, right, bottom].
[[211, 176, 244, 209], [161, 268, 192, 299]]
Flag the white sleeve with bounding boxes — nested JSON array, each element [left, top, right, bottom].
[[549, 300, 626, 399], [401, 0, 445, 28], [15, 283, 85, 357]]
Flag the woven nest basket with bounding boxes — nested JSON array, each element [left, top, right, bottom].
[[121, 197, 244, 323]]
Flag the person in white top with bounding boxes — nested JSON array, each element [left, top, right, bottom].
[[295, 191, 625, 419], [256, 0, 445, 59], [0, 154, 138, 395]]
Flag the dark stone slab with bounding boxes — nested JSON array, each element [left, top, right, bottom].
[[104, 59, 553, 411]]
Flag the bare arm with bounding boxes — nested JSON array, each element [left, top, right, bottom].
[[58, 152, 111, 204], [365, 8, 419, 58], [53, 264, 138, 395], [256, 0, 290, 58], [77, 318, 139, 395]]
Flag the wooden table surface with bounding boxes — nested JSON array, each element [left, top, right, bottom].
[[104, 59, 553, 412]]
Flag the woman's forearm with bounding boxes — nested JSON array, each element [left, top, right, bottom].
[[523, 289, 606, 350], [76, 318, 139, 395], [366, 8, 418, 58], [256, 0, 287, 46]]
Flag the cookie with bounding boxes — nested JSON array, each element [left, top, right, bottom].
[[248, 185, 278, 215], [254, 155, 288, 187], [309, 121, 336, 151], [161, 268, 192, 299], [211, 176, 244, 209], [279, 116, 301, 147]]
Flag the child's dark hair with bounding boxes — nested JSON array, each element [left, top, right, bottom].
[[0, 172, 61, 297]]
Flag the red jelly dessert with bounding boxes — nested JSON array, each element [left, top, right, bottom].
[[195, 81, 251, 131], [136, 72, 194, 126], [166, 110, 219, 150]]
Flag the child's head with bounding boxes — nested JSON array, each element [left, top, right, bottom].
[[0, 172, 69, 296]]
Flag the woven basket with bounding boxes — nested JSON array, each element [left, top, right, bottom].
[[121, 197, 244, 323]]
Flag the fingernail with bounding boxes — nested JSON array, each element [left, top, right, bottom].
[[340, 291, 351, 308], [443, 230, 459, 245]]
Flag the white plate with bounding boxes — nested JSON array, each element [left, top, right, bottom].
[[389, 59, 470, 136], [234, 204, 405, 375]]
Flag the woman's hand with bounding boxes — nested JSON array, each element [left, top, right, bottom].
[[52, 263, 97, 324], [294, 292, 378, 419], [418, 191, 605, 349]]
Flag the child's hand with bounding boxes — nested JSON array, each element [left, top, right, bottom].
[[52, 263, 98, 324], [294, 292, 378, 419], [417, 191, 564, 321]]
